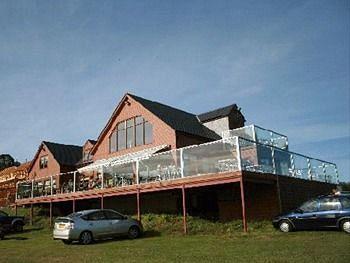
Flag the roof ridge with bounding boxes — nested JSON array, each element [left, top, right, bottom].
[[43, 141, 82, 148], [197, 103, 237, 116], [128, 93, 196, 117]]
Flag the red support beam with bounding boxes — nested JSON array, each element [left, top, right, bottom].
[[240, 178, 248, 232], [72, 198, 76, 213], [136, 188, 141, 221], [29, 204, 33, 226], [182, 185, 187, 234], [100, 195, 104, 209], [15, 205, 17, 216], [49, 201, 53, 227]]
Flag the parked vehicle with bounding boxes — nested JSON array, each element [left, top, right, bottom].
[[53, 209, 143, 245], [0, 210, 25, 232], [273, 192, 350, 233], [0, 223, 5, 240]]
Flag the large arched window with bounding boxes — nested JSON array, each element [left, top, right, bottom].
[[109, 116, 153, 153]]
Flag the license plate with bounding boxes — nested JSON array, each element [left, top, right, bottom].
[[58, 224, 65, 229]]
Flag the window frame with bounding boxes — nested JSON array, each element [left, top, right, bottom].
[[39, 156, 48, 169], [109, 116, 153, 153]]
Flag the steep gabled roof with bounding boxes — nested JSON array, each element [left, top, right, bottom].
[[43, 141, 82, 167], [28, 141, 82, 172], [128, 94, 220, 140], [197, 104, 239, 122]]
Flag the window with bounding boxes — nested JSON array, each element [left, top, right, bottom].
[[104, 210, 125, 220], [341, 197, 350, 209], [0, 211, 8, 217], [86, 211, 106, 221], [39, 156, 48, 169], [109, 116, 153, 153], [319, 197, 341, 211], [145, 121, 153, 144], [126, 118, 134, 148], [299, 199, 318, 212], [109, 130, 117, 153]]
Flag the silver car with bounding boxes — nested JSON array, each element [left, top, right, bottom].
[[53, 209, 143, 245]]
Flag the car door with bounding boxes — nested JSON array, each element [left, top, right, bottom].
[[293, 199, 320, 229], [104, 210, 130, 235], [85, 211, 110, 238], [316, 197, 341, 228]]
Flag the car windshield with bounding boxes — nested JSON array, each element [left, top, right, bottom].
[[0, 211, 8, 217]]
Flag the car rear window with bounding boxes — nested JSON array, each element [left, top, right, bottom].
[[341, 197, 350, 209]]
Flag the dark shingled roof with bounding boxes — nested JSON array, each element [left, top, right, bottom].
[[87, 139, 97, 145], [43, 141, 82, 167], [129, 94, 221, 140], [197, 104, 238, 122]]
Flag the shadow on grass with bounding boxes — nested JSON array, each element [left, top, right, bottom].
[[4, 227, 44, 236], [2, 236, 28, 241], [65, 230, 162, 246]]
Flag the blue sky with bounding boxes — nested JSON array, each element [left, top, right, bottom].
[[0, 0, 349, 182]]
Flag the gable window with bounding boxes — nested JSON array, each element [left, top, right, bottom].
[[109, 116, 153, 153], [39, 156, 48, 169]]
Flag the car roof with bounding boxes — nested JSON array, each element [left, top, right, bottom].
[[318, 193, 350, 199], [72, 209, 119, 216]]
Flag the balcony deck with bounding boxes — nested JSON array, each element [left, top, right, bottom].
[[15, 133, 338, 206]]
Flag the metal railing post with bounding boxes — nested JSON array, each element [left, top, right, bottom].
[[290, 154, 295, 177], [307, 158, 312, 180], [50, 175, 53, 195], [136, 161, 140, 184], [101, 166, 104, 189], [335, 165, 339, 184], [271, 147, 276, 174], [31, 179, 34, 198], [73, 171, 76, 192], [180, 148, 184, 178], [322, 163, 327, 183], [236, 136, 242, 171]]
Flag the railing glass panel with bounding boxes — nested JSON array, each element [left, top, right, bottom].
[[104, 163, 136, 188], [139, 150, 181, 183], [183, 139, 238, 177]]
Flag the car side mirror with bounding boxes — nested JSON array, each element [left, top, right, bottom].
[[295, 208, 303, 214]]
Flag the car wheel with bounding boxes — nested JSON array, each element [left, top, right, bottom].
[[340, 220, 350, 234], [79, 231, 93, 245], [279, 220, 292, 233], [128, 226, 140, 239], [13, 223, 23, 233], [62, 240, 72, 245]]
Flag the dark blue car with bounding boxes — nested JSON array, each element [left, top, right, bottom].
[[273, 193, 350, 234]]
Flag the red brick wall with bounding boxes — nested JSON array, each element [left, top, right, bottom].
[[92, 95, 177, 161], [29, 144, 60, 180]]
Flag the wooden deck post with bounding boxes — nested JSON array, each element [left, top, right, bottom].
[[29, 204, 33, 226], [100, 195, 104, 209], [136, 188, 141, 221], [240, 178, 247, 232], [182, 185, 187, 234], [72, 198, 76, 213], [49, 201, 53, 227]]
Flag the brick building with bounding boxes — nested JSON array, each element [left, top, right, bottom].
[[15, 93, 338, 231]]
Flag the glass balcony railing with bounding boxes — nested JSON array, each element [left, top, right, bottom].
[[223, 125, 289, 150], [16, 135, 338, 200]]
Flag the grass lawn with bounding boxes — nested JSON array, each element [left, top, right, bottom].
[[0, 226, 349, 263]]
